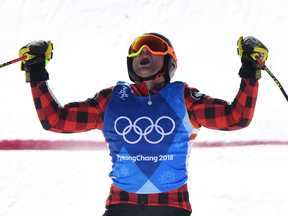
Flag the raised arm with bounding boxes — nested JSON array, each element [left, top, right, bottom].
[[18, 40, 112, 133], [185, 36, 268, 131], [185, 78, 258, 130], [30, 81, 112, 133]]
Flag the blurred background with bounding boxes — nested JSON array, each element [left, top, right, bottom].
[[0, 0, 287, 144]]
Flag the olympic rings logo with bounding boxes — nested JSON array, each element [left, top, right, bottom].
[[114, 116, 175, 144]]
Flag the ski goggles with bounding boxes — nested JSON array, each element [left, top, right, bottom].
[[127, 35, 176, 61]]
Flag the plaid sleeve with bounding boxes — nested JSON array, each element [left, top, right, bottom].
[[30, 81, 112, 133], [185, 78, 258, 130]]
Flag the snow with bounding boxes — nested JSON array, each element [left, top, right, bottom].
[[1, 145, 288, 215], [0, 0, 288, 215], [1, 0, 288, 143]]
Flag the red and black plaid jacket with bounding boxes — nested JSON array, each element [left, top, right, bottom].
[[30, 78, 258, 212]]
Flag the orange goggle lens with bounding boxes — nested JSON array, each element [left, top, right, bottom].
[[128, 35, 168, 58]]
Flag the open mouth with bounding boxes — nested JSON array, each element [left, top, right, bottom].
[[140, 56, 151, 65]]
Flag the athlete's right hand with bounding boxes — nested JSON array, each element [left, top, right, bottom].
[[19, 40, 53, 82]]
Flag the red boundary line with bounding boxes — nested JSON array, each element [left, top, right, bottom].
[[0, 140, 288, 150], [194, 140, 288, 147], [0, 140, 107, 150]]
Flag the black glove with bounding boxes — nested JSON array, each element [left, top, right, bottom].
[[237, 36, 268, 79], [19, 40, 53, 82]]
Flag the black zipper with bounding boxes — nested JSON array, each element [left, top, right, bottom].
[[138, 194, 148, 210]]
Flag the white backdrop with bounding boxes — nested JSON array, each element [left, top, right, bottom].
[[0, 0, 287, 143]]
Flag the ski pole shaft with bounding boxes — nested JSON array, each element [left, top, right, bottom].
[[0, 56, 27, 68], [0, 54, 37, 69], [255, 55, 288, 102]]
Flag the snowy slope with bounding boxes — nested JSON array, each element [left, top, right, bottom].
[[1, 145, 288, 216], [1, 0, 288, 143]]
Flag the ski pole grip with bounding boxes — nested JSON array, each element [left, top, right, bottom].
[[254, 55, 265, 68]]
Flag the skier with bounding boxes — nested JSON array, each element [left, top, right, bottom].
[[19, 33, 268, 216]]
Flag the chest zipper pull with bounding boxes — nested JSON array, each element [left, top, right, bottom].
[[148, 92, 152, 105], [141, 200, 145, 210]]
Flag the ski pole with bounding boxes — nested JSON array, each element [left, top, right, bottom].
[[0, 55, 37, 69], [254, 55, 288, 102]]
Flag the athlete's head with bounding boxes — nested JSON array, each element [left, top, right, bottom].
[[127, 33, 177, 83]]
